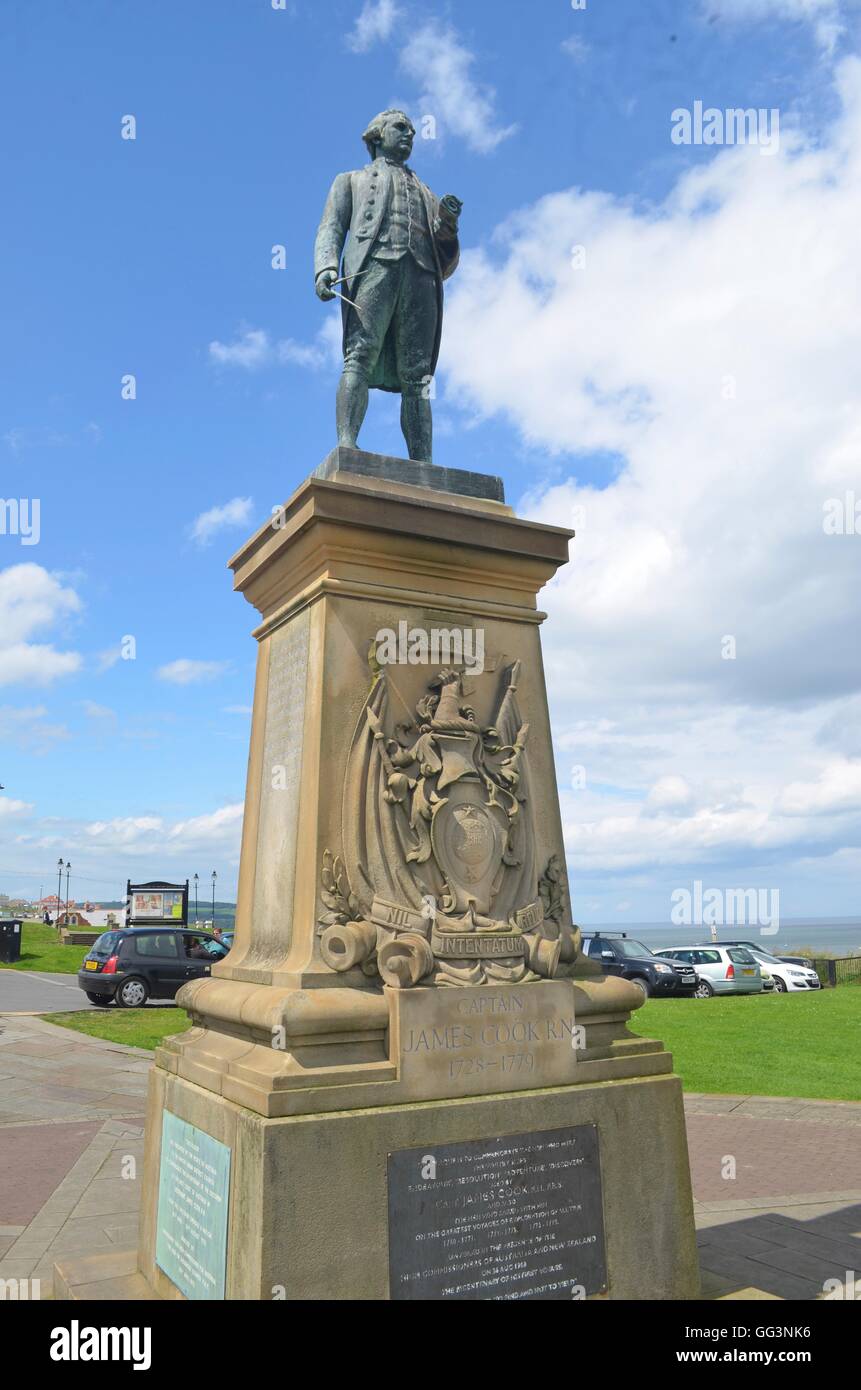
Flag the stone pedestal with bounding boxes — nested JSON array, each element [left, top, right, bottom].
[[55, 449, 700, 1301]]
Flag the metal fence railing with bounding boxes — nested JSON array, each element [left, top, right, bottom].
[[811, 956, 861, 987]]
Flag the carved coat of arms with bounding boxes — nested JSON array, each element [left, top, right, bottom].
[[318, 659, 580, 988]]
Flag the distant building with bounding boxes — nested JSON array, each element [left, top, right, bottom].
[[64, 908, 119, 929]]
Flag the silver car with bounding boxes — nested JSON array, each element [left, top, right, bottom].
[[655, 945, 762, 998]]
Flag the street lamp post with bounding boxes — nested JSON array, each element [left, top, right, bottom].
[[65, 862, 71, 924], [211, 870, 217, 927], [194, 873, 199, 925], [56, 858, 64, 929]]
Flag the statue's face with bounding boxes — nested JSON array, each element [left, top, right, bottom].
[[377, 114, 414, 162]]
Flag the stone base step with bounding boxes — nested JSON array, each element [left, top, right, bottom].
[[54, 1249, 159, 1301]]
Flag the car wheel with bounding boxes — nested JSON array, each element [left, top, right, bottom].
[[631, 976, 651, 998], [116, 977, 149, 1008], [773, 977, 787, 993], [85, 991, 110, 1005], [694, 980, 714, 998]]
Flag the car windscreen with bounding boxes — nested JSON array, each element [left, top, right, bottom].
[[728, 948, 756, 964], [615, 940, 653, 958], [90, 931, 121, 957]]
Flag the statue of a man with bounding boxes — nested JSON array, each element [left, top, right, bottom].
[[314, 109, 462, 463]]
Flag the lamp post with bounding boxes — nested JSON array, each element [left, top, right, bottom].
[[65, 862, 71, 924], [193, 873, 199, 925], [211, 870, 217, 926], [56, 858, 64, 928]]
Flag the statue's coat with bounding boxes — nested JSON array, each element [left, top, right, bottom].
[[314, 163, 460, 392]]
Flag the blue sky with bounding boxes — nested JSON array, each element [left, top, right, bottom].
[[2, 0, 860, 921]]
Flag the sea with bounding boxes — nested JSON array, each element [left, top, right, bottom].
[[83, 904, 860, 957], [577, 917, 861, 957]]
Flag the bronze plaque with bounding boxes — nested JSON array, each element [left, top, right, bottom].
[[387, 1125, 606, 1300]]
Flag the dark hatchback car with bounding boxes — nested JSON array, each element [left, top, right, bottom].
[[78, 927, 229, 1008], [582, 932, 698, 998]]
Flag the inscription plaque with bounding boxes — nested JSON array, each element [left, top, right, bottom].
[[155, 1112, 231, 1300], [252, 608, 310, 953], [392, 981, 580, 1103], [388, 1125, 606, 1300]]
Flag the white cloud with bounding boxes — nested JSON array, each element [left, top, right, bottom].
[[561, 36, 590, 63], [0, 703, 69, 753], [83, 700, 116, 720], [400, 24, 517, 155], [439, 59, 861, 893], [346, 0, 400, 53], [0, 564, 83, 688], [95, 646, 121, 673], [645, 776, 695, 815], [168, 804, 244, 844], [209, 328, 270, 369], [189, 496, 254, 547], [3, 422, 102, 453], [4, 799, 244, 900], [209, 320, 341, 373], [84, 803, 243, 855], [87, 815, 163, 844], [779, 760, 861, 815], [156, 659, 229, 686], [223, 705, 253, 715], [701, 0, 847, 55]]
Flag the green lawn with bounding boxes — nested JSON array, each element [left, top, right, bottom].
[[47, 1007, 193, 1053], [0, 920, 89, 973], [631, 988, 861, 1101]]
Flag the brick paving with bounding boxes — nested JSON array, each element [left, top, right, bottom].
[[685, 1092, 861, 1299], [0, 1014, 148, 1290], [0, 1120, 105, 1225], [685, 1095, 861, 1202], [0, 1015, 859, 1299]]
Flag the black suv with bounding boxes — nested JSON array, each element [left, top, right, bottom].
[[77, 927, 229, 1008], [582, 932, 698, 998]]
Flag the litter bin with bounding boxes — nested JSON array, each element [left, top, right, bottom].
[[0, 919, 23, 963]]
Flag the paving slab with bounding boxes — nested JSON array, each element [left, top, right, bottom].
[[0, 1120, 104, 1225]]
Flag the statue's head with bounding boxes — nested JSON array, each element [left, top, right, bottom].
[[362, 108, 415, 162]]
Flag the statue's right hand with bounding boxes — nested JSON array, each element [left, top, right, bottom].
[[316, 269, 338, 301]]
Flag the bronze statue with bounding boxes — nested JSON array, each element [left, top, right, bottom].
[[314, 109, 462, 463]]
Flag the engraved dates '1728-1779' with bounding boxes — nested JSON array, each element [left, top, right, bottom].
[[317, 658, 580, 988]]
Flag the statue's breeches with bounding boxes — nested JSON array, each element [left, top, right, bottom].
[[343, 255, 438, 393]]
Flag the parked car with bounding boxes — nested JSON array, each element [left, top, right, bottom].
[[703, 941, 821, 993], [653, 945, 762, 997], [77, 927, 229, 1008], [760, 969, 775, 992], [582, 933, 698, 997]]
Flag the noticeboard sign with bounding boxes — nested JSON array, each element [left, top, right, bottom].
[[126, 880, 189, 926]]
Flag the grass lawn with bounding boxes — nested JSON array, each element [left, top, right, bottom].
[[0, 920, 89, 973], [46, 1007, 192, 1053], [631, 988, 861, 1101]]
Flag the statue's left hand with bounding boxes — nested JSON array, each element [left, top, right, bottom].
[[438, 194, 463, 230]]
